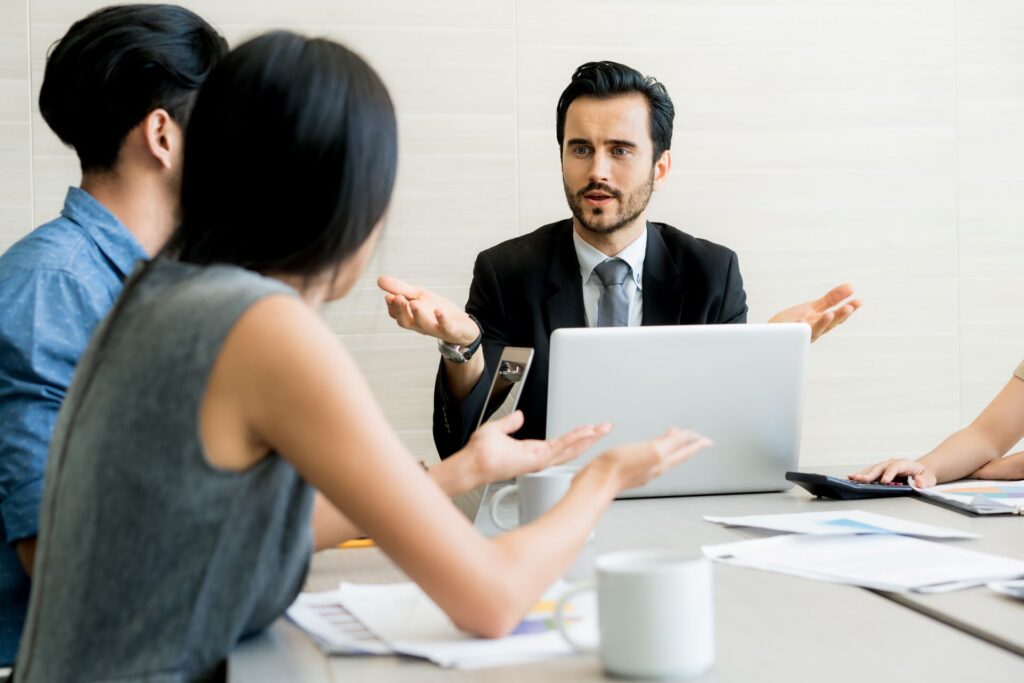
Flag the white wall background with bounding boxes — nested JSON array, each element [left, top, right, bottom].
[[1, 0, 1021, 467]]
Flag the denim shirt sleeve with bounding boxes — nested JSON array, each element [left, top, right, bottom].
[[0, 268, 107, 544]]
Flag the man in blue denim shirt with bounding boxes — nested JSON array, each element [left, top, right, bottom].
[[0, 5, 225, 665]]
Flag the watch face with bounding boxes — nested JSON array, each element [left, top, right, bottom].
[[438, 342, 467, 363]]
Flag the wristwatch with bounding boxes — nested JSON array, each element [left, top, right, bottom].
[[438, 315, 482, 364]]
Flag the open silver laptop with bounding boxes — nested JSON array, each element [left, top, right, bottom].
[[547, 324, 810, 498]]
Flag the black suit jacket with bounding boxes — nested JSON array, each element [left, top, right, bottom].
[[433, 219, 748, 458]]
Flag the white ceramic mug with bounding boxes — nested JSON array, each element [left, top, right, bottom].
[[555, 549, 714, 679], [489, 466, 577, 530]]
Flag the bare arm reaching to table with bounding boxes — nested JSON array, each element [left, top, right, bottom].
[[768, 284, 861, 342], [310, 412, 611, 549], [204, 295, 710, 638], [850, 371, 1024, 487]]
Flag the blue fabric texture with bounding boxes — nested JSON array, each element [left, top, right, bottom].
[[0, 187, 146, 664]]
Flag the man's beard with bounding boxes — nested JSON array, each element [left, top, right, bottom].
[[564, 169, 655, 235]]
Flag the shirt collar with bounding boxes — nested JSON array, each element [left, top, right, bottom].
[[61, 186, 148, 278], [572, 223, 647, 290]]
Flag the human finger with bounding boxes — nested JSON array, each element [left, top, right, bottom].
[[810, 310, 835, 341], [849, 461, 890, 482], [377, 275, 422, 299], [655, 431, 712, 474], [880, 461, 915, 484], [487, 410, 525, 436], [546, 423, 612, 464], [812, 284, 855, 312], [408, 299, 440, 331]]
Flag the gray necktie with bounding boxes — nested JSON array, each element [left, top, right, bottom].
[[594, 258, 632, 327]]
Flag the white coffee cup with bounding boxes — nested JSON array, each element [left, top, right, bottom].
[[489, 466, 577, 530], [555, 549, 714, 679]]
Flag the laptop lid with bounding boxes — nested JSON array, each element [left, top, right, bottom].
[[546, 324, 810, 498]]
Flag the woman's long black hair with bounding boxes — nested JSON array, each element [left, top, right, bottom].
[[166, 31, 398, 276]]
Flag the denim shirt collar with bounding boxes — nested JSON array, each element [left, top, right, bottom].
[[61, 186, 148, 278]]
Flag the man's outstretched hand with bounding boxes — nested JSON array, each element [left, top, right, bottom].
[[378, 275, 479, 345], [769, 284, 861, 342]]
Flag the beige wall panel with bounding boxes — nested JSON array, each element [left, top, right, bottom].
[[0, 126, 31, 250], [956, 0, 1024, 67], [801, 408, 961, 466], [746, 278, 959, 336], [30, 0, 511, 30], [0, 124, 30, 206], [10, 0, 1023, 468], [516, 0, 956, 466], [23, 0, 518, 443], [29, 18, 80, 226], [396, 430, 441, 465], [357, 153, 518, 290], [0, 0, 29, 253], [340, 332, 440, 439], [959, 100, 1024, 179], [0, 78, 28, 123], [960, 277, 1024, 324], [516, 0, 951, 51], [957, 0, 1024, 455], [955, 178, 1024, 278], [959, 322, 1024, 455], [800, 334, 959, 464], [323, 284, 470, 336]]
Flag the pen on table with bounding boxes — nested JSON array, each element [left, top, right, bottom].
[[338, 538, 375, 549]]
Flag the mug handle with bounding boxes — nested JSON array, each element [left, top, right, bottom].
[[489, 484, 519, 530], [554, 582, 598, 654]]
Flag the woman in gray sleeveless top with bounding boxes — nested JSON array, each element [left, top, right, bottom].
[[15, 32, 710, 682]]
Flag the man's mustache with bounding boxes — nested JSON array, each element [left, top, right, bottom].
[[576, 182, 621, 199]]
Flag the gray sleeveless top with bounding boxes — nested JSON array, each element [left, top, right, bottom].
[[16, 260, 315, 682]]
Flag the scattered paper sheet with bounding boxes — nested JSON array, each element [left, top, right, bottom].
[[703, 534, 1024, 593], [287, 580, 596, 670], [988, 579, 1024, 600], [914, 480, 1024, 515], [703, 510, 979, 539], [286, 591, 389, 655]]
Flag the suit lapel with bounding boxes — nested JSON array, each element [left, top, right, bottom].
[[544, 222, 587, 333], [642, 223, 686, 325]]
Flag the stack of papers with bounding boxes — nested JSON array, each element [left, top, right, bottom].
[[703, 534, 1024, 593], [915, 480, 1024, 515], [287, 580, 596, 669], [286, 591, 389, 655], [704, 510, 978, 539], [702, 509, 1024, 592]]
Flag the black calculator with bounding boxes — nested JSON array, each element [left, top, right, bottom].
[[785, 471, 914, 500]]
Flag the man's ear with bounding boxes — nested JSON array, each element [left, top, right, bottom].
[[652, 149, 672, 191], [141, 108, 181, 171]]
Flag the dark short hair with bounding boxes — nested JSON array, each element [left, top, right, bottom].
[[38, 4, 226, 173], [555, 61, 675, 162], [167, 31, 398, 278]]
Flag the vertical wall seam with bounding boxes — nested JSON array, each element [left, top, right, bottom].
[[953, 0, 962, 427], [25, 0, 35, 229], [512, 0, 522, 235]]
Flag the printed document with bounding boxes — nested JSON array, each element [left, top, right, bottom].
[[703, 510, 978, 539], [287, 579, 596, 669], [703, 534, 1024, 593]]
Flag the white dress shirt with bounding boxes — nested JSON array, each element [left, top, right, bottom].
[[572, 225, 647, 327]]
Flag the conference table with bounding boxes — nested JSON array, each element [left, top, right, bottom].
[[230, 473, 1024, 682]]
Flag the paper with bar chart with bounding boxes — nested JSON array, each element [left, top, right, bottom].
[[286, 579, 595, 669], [916, 480, 1024, 515]]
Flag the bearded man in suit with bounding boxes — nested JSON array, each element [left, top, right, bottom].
[[380, 61, 860, 458]]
